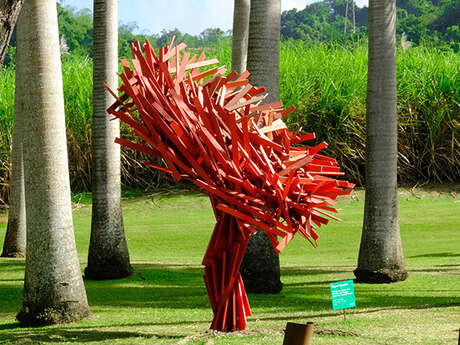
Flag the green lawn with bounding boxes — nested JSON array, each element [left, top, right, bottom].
[[0, 187, 459, 344]]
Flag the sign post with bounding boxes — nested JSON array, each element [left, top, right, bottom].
[[330, 280, 356, 319]]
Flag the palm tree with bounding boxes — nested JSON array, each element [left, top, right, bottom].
[[240, 0, 283, 294], [246, 0, 280, 104], [0, 0, 23, 65], [232, 0, 250, 75], [1, 8, 26, 258], [354, 0, 408, 284], [16, 0, 90, 325], [85, 0, 131, 280]]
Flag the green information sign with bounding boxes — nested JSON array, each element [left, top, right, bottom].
[[330, 280, 356, 310]]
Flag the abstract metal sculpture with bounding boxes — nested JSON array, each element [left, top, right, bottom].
[[106, 39, 354, 332]]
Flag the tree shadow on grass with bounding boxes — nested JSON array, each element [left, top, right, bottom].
[[1, 262, 459, 337], [254, 301, 460, 322], [247, 286, 460, 317], [282, 267, 349, 276], [281, 267, 353, 287], [0, 328, 182, 344], [82, 265, 355, 311], [0, 263, 210, 314], [436, 264, 460, 268], [408, 267, 460, 273], [409, 252, 460, 258], [2, 263, 459, 313], [0, 260, 26, 270], [84, 263, 210, 310]]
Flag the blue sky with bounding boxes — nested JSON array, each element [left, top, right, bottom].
[[60, 0, 369, 36]]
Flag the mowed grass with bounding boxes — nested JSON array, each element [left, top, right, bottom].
[[0, 187, 459, 344]]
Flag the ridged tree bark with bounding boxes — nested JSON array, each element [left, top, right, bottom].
[[2, 5, 25, 258], [232, 0, 250, 75], [16, 0, 90, 325], [246, 0, 280, 104], [85, 0, 131, 280], [354, 0, 408, 284], [0, 0, 23, 65], [240, 0, 282, 294]]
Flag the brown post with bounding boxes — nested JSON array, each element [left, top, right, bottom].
[[458, 328, 460, 345], [305, 322, 314, 343], [283, 322, 314, 345]]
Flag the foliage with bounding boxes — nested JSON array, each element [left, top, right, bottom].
[[3, 45, 16, 67], [57, 4, 93, 56], [155, 27, 231, 49], [0, 189, 459, 344], [281, 0, 460, 50], [0, 41, 458, 206], [281, 0, 369, 43], [118, 22, 158, 60]]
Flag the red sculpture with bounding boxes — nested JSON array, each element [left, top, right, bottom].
[[106, 39, 354, 332]]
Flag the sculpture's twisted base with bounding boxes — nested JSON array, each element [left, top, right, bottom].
[[203, 211, 251, 331]]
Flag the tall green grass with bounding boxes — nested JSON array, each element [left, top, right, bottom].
[[0, 66, 15, 205], [0, 41, 458, 205], [278, 41, 459, 185], [0, 54, 162, 203], [61, 54, 93, 191], [206, 40, 459, 184]]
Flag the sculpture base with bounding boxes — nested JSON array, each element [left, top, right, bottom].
[[203, 211, 251, 331]]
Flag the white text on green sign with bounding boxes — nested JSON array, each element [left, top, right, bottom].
[[330, 280, 356, 310]]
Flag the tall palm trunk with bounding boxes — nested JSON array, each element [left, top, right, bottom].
[[85, 0, 131, 280], [16, 0, 90, 325], [0, 0, 23, 65], [246, 0, 280, 104], [2, 6, 26, 257], [240, 0, 282, 294], [354, 0, 408, 284], [1, 1, 26, 257], [232, 0, 250, 75]]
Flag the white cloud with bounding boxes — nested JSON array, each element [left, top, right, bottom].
[[282, 0, 308, 11]]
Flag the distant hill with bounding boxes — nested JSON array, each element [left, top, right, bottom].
[[281, 0, 459, 48]]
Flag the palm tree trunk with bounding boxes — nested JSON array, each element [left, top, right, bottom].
[[85, 0, 131, 280], [0, 0, 23, 66], [232, 0, 250, 75], [1, 5, 26, 258], [240, 0, 282, 294], [354, 0, 408, 284], [246, 0, 280, 104], [16, 0, 90, 325]]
